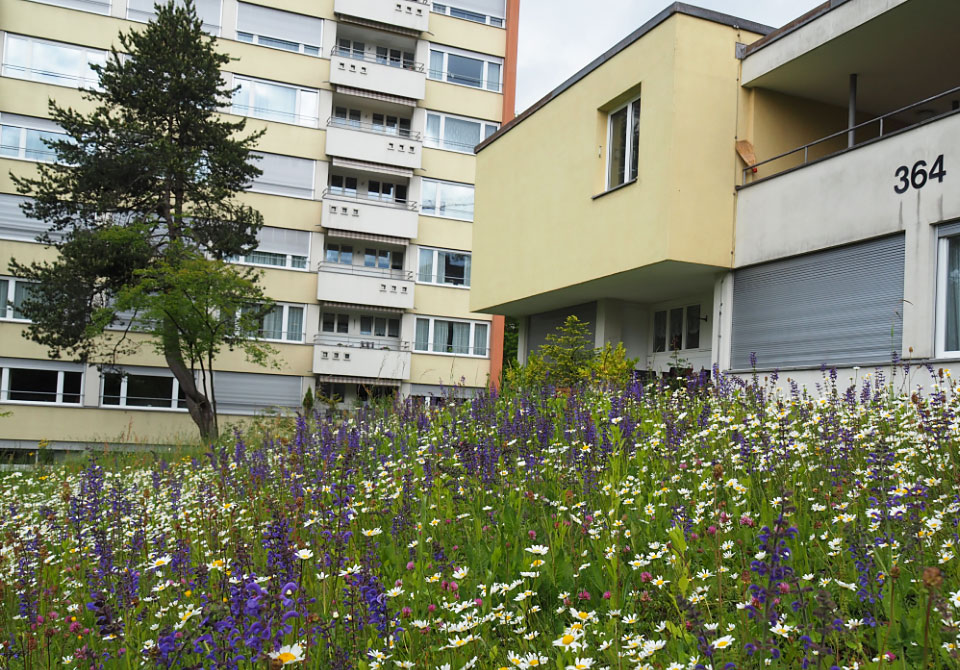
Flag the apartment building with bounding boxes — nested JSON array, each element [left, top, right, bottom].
[[0, 0, 516, 449], [474, 0, 960, 385]]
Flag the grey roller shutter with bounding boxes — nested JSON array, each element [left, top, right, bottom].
[[731, 234, 905, 369], [248, 152, 316, 199], [128, 0, 222, 33], [447, 0, 505, 19], [0, 194, 55, 242], [237, 3, 323, 48], [213, 371, 302, 415], [257, 226, 309, 255]]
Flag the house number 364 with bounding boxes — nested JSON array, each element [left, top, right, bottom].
[[894, 154, 946, 193]]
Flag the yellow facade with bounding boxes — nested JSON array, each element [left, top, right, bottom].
[[0, 0, 509, 448]]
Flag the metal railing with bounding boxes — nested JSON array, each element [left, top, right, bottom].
[[743, 84, 960, 185], [314, 333, 410, 351], [317, 261, 413, 281], [322, 188, 419, 211], [329, 47, 424, 72], [326, 116, 422, 141]]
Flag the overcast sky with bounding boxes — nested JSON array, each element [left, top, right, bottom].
[[515, 0, 826, 113]]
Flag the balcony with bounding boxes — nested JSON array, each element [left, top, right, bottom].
[[317, 262, 415, 309], [325, 118, 422, 170], [329, 48, 426, 101], [334, 0, 430, 33], [736, 101, 960, 268], [313, 335, 412, 379], [322, 190, 419, 238]]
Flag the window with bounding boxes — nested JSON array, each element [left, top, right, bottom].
[[0, 194, 55, 242], [359, 316, 400, 338], [232, 76, 319, 127], [607, 97, 641, 189], [248, 152, 316, 199], [333, 106, 362, 128], [425, 111, 497, 153], [228, 226, 309, 270], [236, 3, 322, 56], [2, 34, 106, 89], [325, 243, 353, 265], [367, 180, 408, 204], [1, 360, 82, 404], [336, 39, 415, 70], [29, 0, 111, 15], [128, 0, 221, 34], [321, 312, 349, 334], [421, 179, 474, 220], [418, 247, 470, 286], [653, 305, 701, 353], [428, 45, 502, 91], [0, 114, 66, 163], [329, 175, 408, 205], [101, 370, 186, 409], [940, 235, 960, 354], [372, 113, 411, 137], [414, 317, 489, 356], [329, 175, 358, 198], [0, 277, 36, 321], [431, 1, 505, 27], [375, 46, 415, 70], [243, 303, 305, 342], [363, 247, 404, 271], [318, 381, 346, 401]]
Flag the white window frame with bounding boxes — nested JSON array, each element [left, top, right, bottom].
[[99, 368, 185, 411], [605, 96, 641, 190], [235, 3, 322, 57], [245, 302, 306, 343], [414, 316, 490, 357], [420, 178, 474, 221], [0, 113, 66, 163], [651, 304, 703, 353], [428, 44, 502, 92], [0, 276, 36, 321], [430, 2, 504, 28], [417, 246, 471, 288], [230, 249, 308, 271], [231, 75, 320, 128], [424, 110, 498, 154], [0, 362, 83, 405], [26, 0, 111, 15], [1, 34, 106, 90], [936, 235, 960, 357]]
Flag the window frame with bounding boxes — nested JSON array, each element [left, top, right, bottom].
[[0, 362, 83, 405], [0, 114, 66, 163], [936, 235, 960, 357], [605, 96, 641, 191], [431, 2, 505, 28], [424, 110, 498, 154], [427, 45, 503, 92], [231, 75, 320, 128], [243, 302, 306, 343], [0, 276, 37, 321], [235, 2, 322, 57], [417, 246, 471, 288], [414, 316, 490, 357], [420, 178, 475, 221], [652, 304, 703, 353], [1, 33, 107, 90], [99, 369, 186, 411]]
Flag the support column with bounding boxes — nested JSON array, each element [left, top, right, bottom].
[[848, 73, 858, 148]]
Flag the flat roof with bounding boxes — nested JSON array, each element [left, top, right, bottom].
[[475, 2, 772, 153], [740, 0, 842, 57]]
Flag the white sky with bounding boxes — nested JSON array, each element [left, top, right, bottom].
[[515, 0, 826, 113]]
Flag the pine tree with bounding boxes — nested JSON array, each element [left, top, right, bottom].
[[10, 0, 272, 441]]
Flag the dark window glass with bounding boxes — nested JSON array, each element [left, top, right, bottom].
[[374, 318, 386, 337], [685, 305, 700, 350], [360, 316, 373, 335], [446, 54, 483, 87], [441, 252, 467, 285], [653, 310, 666, 353], [630, 100, 641, 181], [608, 106, 627, 187], [62, 371, 81, 404], [669, 307, 684, 351], [9, 368, 59, 402], [102, 373, 122, 405], [126, 374, 174, 408], [388, 319, 400, 338]]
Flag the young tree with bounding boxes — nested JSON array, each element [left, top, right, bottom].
[[9, 0, 271, 441]]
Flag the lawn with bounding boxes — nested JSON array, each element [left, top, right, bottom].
[[1, 367, 959, 669]]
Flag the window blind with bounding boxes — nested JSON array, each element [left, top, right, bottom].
[[128, 0, 222, 33], [237, 2, 322, 48], [213, 371, 302, 415], [731, 234, 905, 369], [256, 226, 309, 256], [448, 0, 505, 18], [248, 152, 315, 199], [0, 194, 56, 242]]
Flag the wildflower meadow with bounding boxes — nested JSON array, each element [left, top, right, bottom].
[[2, 366, 960, 670]]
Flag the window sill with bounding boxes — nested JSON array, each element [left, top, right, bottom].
[[99, 404, 187, 412], [592, 178, 637, 200], [419, 212, 474, 223], [415, 281, 471, 290], [427, 77, 502, 95], [413, 350, 489, 359]]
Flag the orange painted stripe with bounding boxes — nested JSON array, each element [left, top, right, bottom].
[[488, 0, 519, 391]]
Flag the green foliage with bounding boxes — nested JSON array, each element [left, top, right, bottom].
[[504, 315, 639, 391], [302, 387, 315, 414], [8, 0, 268, 440]]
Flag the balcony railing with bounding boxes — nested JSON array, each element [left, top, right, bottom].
[[317, 261, 413, 281], [330, 47, 424, 73], [743, 84, 960, 185], [327, 117, 422, 141], [314, 333, 409, 351], [322, 188, 419, 211]]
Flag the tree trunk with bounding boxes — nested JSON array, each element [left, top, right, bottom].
[[161, 317, 218, 442]]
